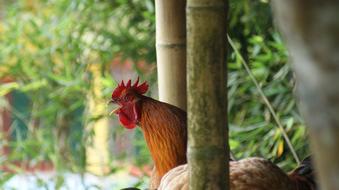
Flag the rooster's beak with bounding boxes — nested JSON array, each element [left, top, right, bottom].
[[109, 107, 120, 115], [108, 100, 120, 115], [107, 100, 115, 105]]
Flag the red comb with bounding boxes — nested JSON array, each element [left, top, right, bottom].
[[111, 77, 149, 99]]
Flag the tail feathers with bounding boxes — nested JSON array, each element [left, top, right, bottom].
[[289, 156, 317, 190]]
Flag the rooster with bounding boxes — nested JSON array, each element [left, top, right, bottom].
[[110, 78, 316, 190]]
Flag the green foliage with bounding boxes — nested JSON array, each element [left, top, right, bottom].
[[227, 0, 310, 169], [1, 0, 108, 172], [0, 0, 310, 188], [228, 33, 309, 169], [0, 0, 154, 186]]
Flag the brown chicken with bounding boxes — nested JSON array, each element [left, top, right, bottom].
[[111, 78, 316, 190], [110, 78, 187, 189], [158, 156, 316, 190]]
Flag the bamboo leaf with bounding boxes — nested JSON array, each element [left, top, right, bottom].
[[0, 82, 19, 96]]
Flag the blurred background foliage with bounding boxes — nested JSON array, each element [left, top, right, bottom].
[[0, 0, 309, 188]]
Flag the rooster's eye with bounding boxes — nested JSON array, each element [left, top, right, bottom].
[[123, 94, 132, 101]]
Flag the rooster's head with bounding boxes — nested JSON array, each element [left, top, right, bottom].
[[110, 77, 149, 129]]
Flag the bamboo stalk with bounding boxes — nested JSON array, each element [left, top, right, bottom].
[[155, 0, 187, 110], [187, 0, 229, 189], [272, 1, 339, 189]]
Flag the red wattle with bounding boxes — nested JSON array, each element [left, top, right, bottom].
[[118, 109, 137, 129]]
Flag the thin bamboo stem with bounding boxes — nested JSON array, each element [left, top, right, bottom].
[[155, 0, 187, 110]]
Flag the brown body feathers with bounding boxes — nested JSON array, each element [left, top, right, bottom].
[[137, 97, 316, 190], [158, 157, 316, 190]]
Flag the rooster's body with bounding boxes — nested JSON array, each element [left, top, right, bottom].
[[159, 157, 316, 190]]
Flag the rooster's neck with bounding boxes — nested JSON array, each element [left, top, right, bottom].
[[139, 98, 187, 178]]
